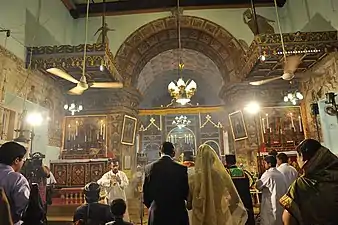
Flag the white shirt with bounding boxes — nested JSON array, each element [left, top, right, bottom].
[[277, 163, 298, 189], [97, 170, 129, 202], [256, 167, 287, 225], [47, 172, 57, 185]]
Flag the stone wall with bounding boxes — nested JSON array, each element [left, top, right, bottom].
[[0, 45, 65, 147], [300, 53, 338, 140]]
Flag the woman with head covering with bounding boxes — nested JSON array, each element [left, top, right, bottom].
[[188, 144, 248, 225], [0, 187, 13, 225], [280, 139, 338, 225]]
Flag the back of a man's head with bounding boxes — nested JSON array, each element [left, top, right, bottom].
[[161, 142, 174, 156], [110, 198, 126, 218], [268, 150, 278, 157], [225, 155, 237, 166], [277, 153, 288, 164], [296, 138, 322, 161], [0, 142, 26, 165], [264, 155, 277, 167]]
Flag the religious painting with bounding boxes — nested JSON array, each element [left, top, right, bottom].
[[62, 116, 107, 159], [259, 106, 304, 151], [121, 115, 137, 145], [229, 110, 248, 141]]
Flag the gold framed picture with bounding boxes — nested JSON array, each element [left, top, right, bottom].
[[121, 115, 137, 145], [229, 110, 248, 141]]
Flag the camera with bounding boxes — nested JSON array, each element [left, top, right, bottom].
[[22, 152, 47, 183]]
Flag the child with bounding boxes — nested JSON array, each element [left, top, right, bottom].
[[106, 199, 133, 225]]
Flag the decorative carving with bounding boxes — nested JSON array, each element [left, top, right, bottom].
[[243, 9, 275, 35], [114, 15, 245, 85], [94, 23, 115, 44], [242, 31, 338, 79]]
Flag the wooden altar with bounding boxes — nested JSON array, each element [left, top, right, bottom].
[[50, 158, 110, 187]]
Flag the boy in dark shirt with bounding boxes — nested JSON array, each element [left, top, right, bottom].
[[106, 198, 133, 225], [74, 182, 113, 225]]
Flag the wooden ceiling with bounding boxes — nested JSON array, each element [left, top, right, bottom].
[[61, 0, 287, 19]]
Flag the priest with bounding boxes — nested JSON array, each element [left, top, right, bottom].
[[97, 159, 130, 221]]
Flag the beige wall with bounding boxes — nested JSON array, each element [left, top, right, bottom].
[[0, 45, 65, 162]]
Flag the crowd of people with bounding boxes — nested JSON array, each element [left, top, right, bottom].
[[1, 138, 338, 225]]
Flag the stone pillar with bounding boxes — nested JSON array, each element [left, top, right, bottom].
[[75, 87, 142, 170], [219, 82, 288, 172]]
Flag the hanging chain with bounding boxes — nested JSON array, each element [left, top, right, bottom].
[[82, 0, 91, 77], [273, 0, 287, 63]]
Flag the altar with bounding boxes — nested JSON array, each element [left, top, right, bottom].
[[50, 158, 110, 187]]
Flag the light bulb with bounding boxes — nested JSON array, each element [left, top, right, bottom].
[[100, 64, 104, 72], [64, 104, 68, 110], [70, 103, 75, 109], [244, 101, 260, 114], [296, 92, 303, 100], [287, 93, 293, 99], [78, 105, 83, 111], [284, 96, 288, 102]]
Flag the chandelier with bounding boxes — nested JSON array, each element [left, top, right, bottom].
[[284, 91, 303, 105], [172, 115, 191, 129], [168, 78, 197, 105], [167, 0, 197, 106], [64, 103, 83, 115]]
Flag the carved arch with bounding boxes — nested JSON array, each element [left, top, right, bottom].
[[114, 15, 245, 87]]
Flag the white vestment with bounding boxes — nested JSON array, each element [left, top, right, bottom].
[[97, 170, 130, 220], [187, 166, 195, 225], [277, 163, 298, 189], [256, 167, 287, 225]]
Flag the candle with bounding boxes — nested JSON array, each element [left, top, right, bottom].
[[262, 118, 266, 133], [290, 113, 295, 129], [174, 135, 177, 143], [75, 121, 78, 136], [68, 124, 71, 140], [103, 124, 105, 140], [85, 134, 87, 142], [100, 120, 103, 135], [298, 116, 302, 132], [266, 114, 269, 128]]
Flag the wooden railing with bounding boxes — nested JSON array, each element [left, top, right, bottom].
[[54, 188, 85, 205]]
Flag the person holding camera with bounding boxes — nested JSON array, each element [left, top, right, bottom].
[[0, 142, 30, 225]]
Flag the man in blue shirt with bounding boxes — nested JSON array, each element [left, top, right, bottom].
[[0, 142, 30, 225]]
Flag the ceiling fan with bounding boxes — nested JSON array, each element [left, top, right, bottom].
[[46, 68, 123, 95], [249, 55, 302, 86], [46, 0, 123, 95], [249, 0, 302, 86]]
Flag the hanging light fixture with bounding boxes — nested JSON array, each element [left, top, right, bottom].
[[167, 0, 197, 105], [172, 115, 191, 129], [283, 91, 303, 105], [64, 103, 83, 115]]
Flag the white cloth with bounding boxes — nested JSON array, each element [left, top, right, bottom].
[[187, 166, 195, 225], [47, 172, 57, 185], [97, 170, 130, 221], [277, 163, 298, 189], [256, 167, 287, 225]]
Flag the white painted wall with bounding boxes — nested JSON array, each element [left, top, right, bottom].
[[72, 8, 278, 56], [281, 0, 338, 32], [0, 0, 74, 60]]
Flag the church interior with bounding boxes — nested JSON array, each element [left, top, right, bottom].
[[1, 0, 338, 224]]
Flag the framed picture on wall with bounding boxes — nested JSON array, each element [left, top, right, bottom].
[[229, 110, 248, 141], [121, 115, 137, 145]]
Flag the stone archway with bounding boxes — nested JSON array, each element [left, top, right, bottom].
[[114, 15, 245, 87]]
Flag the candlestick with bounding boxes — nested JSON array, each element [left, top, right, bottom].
[[298, 116, 302, 132], [266, 114, 269, 128], [262, 118, 266, 133], [290, 113, 295, 129]]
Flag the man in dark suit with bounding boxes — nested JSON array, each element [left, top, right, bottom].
[[225, 155, 255, 225], [143, 142, 189, 225]]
